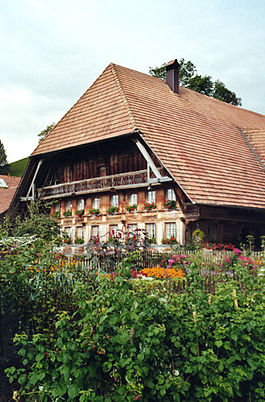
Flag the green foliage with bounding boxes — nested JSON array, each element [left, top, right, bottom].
[[0, 139, 8, 166], [11, 201, 61, 242], [2, 231, 265, 400], [149, 58, 242, 106], [38, 123, 55, 144], [0, 157, 29, 176]]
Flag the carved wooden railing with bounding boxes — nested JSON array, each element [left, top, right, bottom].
[[38, 169, 152, 199]]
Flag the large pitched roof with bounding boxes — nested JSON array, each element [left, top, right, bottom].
[[0, 175, 21, 214], [32, 63, 265, 209]]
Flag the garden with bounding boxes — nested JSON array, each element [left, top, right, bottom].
[[1, 204, 265, 401]]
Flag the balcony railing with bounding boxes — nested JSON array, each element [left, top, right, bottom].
[[38, 170, 152, 199]]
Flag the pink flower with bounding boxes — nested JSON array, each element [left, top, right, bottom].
[[168, 258, 175, 264]]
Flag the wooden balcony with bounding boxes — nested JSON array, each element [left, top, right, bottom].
[[38, 169, 156, 200]]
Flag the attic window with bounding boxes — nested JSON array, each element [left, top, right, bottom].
[[0, 178, 8, 188]]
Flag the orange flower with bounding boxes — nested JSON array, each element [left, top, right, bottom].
[[139, 267, 184, 279]]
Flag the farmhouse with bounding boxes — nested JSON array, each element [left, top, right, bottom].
[[11, 60, 265, 245]]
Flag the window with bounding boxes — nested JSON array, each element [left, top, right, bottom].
[[55, 201, 61, 211], [111, 194, 119, 207], [130, 193, 137, 206], [147, 190, 156, 203], [65, 227, 72, 239], [146, 223, 156, 239], [93, 197, 100, 209], [76, 226, 84, 239], [127, 224, 137, 233], [66, 200, 72, 211], [166, 189, 176, 201], [77, 198, 84, 210], [165, 222, 176, 239], [91, 225, 99, 238]]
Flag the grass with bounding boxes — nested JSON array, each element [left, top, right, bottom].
[[0, 157, 29, 177]]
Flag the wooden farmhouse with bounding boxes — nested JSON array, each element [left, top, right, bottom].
[[11, 60, 265, 245]]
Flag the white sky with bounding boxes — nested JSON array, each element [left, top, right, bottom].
[[0, 0, 265, 162]]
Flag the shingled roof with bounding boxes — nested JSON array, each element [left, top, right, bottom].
[[32, 63, 265, 209], [0, 175, 21, 214]]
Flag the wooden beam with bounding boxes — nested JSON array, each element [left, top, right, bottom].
[[26, 159, 43, 199]]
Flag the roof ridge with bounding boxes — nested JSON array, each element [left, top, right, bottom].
[[110, 63, 138, 131]]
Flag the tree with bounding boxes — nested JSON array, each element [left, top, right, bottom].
[[0, 140, 8, 166], [38, 123, 55, 143], [149, 59, 242, 106]]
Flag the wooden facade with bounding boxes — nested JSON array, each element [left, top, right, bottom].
[[32, 136, 188, 244]]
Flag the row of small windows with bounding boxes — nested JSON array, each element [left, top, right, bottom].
[[56, 189, 177, 211], [66, 222, 177, 241]]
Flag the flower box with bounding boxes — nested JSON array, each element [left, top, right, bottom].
[[107, 206, 119, 215], [75, 209, 84, 217], [162, 236, 178, 245], [64, 210, 72, 217], [74, 238, 85, 244], [90, 208, 100, 216], [143, 202, 156, 211], [164, 200, 177, 210], [126, 204, 137, 213]]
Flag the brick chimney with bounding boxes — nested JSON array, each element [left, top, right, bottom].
[[166, 59, 180, 94]]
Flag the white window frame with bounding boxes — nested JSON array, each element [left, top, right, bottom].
[[91, 225, 99, 238], [165, 222, 177, 239], [77, 198, 85, 210], [76, 226, 84, 239], [111, 194, 119, 207], [166, 189, 176, 201], [127, 224, 137, 233], [146, 223, 156, 239], [93, 197, 100, 209], [130, 193, 137, 206], [147, 190, 156, 204], [66, 200, 72, 211]]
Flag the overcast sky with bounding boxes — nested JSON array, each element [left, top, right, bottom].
[[1, 0, 265, 162]]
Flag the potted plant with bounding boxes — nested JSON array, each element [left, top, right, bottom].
[[164, 200, 177, 210], [64, 210, 72, 217], [107, 206, 119, 215], [90, 208, 100, 216], [74, 238, 85, 244], [143, 202, 156, 211], [75, 209, 84, 217], [126, 204, 137, 213]]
